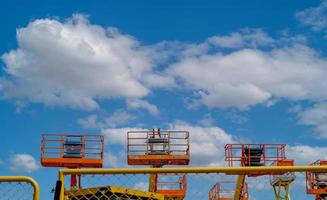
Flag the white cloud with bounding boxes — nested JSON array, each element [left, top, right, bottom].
[[2, 15, 327, 142], [77, 114, 102, 129], [170, 122, 237, 166], [133, 182, 148, 191], [288, 145, 327, 165], [105, 110, 136, 128], [103, 127, 139, 147], [207, 29, 275, 49], [296, 1, 327, 31], [168, 44, 327, 109], [126, 99, 160, 116], [0, 14, 160, 110], [225, 111, 248, 124], [104, 151, 126, 167], [297, 102, 327, 138], [9, 154, 39, 173], [78, 110, 136, 129], [198, 113, 215, 126]]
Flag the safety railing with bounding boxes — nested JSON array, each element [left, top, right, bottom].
[[306, 160, 327, 195], [209, 181, 235, 200], [225, 144, 286, 167], [270, 160, 296, 186], [127, 130, 190, 166], [155, 174, 187, 197], [0, 176, 39, 200], [56, 166, 327, 200], [41, 134, 104, 168]]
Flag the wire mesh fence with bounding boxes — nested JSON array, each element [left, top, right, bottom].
[[62, 173, 228, 200], [0, 176, 39, 200], [58, 168, 327, 200]]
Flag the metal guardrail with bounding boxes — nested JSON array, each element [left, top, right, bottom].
[[57, 166, 327, 200], [0, 176, 40, 200]]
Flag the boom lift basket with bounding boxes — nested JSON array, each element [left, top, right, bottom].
[[127, 130, 190, 166], [41, 134, 104, 168]]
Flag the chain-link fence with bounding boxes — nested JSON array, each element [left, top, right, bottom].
[[0, 176, 39, 200], [55, 166, 327, 200], [60, 173, 226, 200]]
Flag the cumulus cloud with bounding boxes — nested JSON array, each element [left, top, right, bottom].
[[0, 14, 160, 110], [9, 154, 39, 173], [126, 99, 160, 116], [197, 113, 215, 126], [104, 151, 126, 168], [168, 44, 327, 109], [297, 102, 327, 138], [78, 110, 135, 129], [170, 122, 237, 166], [207, 29, 275, 49], [2, 14, 327, 142], [296, 1, 327, 31], [288, 145, 327, 165]]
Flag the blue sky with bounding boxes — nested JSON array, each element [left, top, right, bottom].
[[1, 0, 327, 199]]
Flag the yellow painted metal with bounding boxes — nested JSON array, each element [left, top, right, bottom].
[[271, 174, 295, 200], [58, 166, 327, 200], [58, 165, 327, 176], [0, 176, 40, 200], [149, 165, 158, 192], [234, 175, 245, 200], [149, 173, 157, 192], [272, 181, 292, 200], [65, 185, 164, 200], [58, 172, 65, 200]]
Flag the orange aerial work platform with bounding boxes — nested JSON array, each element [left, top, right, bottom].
[[127, 130, 190, 166], [155, 174, 187, 199], [41, 134, 104, 168], [127, 128, 190, 200], [224, 144, 294, 200], [225, 144, 287, 167], [306, 160, 327, 200], [209, 181, 248, 200]]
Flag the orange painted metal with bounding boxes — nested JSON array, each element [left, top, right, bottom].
[[209, 181, 248, 200], [127, 130, 190, 166], [242, 183, 249, 200], [155, 174, 187, 197], [41, 134, 104, 168], [127, 129, 189, 199], [275, 160, 294, 166], [225, 144, 287, 167], [306, 160, 327, 199]]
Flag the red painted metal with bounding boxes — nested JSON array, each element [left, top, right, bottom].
[[225, 144, 287, 167], [41, 134, 104, 188], [155, 174, 187, 197], [209, 181, 248, 200], [306, 160, 327, 200], [127, 130, 190, 166]]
